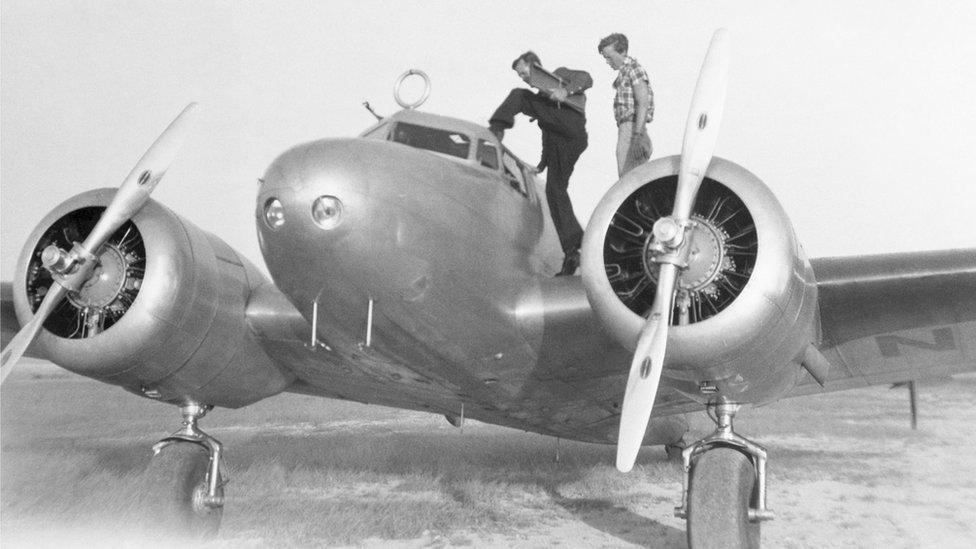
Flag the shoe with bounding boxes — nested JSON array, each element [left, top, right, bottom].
[[556, 248, 580, 277], [489, 125, 505, 142]]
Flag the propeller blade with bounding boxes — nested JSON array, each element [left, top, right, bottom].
[[81, 102, 200, 255], [616, 263, 678, 472], [615, 30, 731, 472], [0, 284, 67, 383], [673, 28, 731, 220]]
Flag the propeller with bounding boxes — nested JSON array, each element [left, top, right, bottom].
[[0, 103, 200, 384], [616, 29, 731, 472]]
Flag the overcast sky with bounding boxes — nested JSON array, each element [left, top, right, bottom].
[[2, 0, 975, 281]]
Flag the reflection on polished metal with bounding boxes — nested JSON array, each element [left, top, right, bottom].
[[152, 403, 224, 508], [674, 401, 775, 522]]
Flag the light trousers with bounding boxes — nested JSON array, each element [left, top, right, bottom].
[[616, 121, 652, 176]]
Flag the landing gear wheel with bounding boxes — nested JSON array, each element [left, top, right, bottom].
[[687, 447, 760, 549], [142, 442, 223, 538]]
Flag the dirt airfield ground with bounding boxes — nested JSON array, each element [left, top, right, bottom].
[[2, 360, 974, 548]]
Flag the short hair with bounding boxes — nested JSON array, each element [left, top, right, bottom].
[[512, 51, 541, 70], [598, 33, 629, 55]]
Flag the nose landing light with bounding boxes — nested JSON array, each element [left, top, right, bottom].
[[264, 198, 285, 230], [311, 196, 343, 230]]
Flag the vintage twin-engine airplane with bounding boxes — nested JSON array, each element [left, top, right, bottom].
[[2, 30, 975, 547]]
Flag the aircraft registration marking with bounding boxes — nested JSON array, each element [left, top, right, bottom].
[[874, 327, 956, 358]]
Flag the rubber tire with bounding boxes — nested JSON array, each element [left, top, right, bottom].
[[142, 442, 223, 538], [686, 447, 760, 549]]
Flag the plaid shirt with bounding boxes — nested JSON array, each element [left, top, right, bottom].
[[612, 56, 654, 125]]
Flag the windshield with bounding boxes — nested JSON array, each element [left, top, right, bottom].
[[391, 122, 471, 159]]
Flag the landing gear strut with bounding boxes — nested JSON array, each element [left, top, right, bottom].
[[146, 402, 225, 536], [675, 401, 773, 549]]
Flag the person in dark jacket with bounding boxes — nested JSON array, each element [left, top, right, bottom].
[[488, 51, 591, 276]]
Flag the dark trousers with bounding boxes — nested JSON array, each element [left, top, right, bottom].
[[490, 89, 587, 253]]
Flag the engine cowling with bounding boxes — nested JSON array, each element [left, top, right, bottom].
[[12, 188, 294, 408], [581, 156, 819, 403]]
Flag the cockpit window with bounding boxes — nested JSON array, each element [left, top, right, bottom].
[[501, 151, 528, 196], [477, 139, 499, 169], [391, 122, 471, 159]]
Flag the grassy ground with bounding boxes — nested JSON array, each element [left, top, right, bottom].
[[2, 361, 974, 548]]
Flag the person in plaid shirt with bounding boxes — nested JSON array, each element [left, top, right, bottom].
[[598, 33, 654, 176]]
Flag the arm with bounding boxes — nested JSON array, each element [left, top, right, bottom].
[[625, 77, 652, 165], [537, 136, 548, 172], [547, 68, 591, 108], [632, 78, 651, 137]]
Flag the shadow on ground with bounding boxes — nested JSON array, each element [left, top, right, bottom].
[[547, 489, 686, 548]]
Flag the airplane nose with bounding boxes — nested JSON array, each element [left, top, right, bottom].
[[262, 137, 409, 235], [257, 138, 375, 251], [255, 138, 434, 305]]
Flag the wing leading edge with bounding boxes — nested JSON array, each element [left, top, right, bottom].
[[792, 248, 976, 396]]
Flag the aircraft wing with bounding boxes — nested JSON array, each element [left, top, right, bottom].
[[792, 248, 976, 397]]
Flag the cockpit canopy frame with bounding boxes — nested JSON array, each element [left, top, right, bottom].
[[358, 109, 536, 198]]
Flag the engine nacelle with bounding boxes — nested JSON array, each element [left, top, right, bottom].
[[581, 156, 819, 403], [12, 189, 295, 408]]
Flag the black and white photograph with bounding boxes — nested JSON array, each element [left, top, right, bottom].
[[2, 1, 974, 547]]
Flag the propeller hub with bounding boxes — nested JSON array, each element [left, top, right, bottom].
[[604, 176, 756, 324], [643, 215, 727, 294], [674, 216, 729, 293], [25, 207, 146, 339], [67, 244, 128, 309], [652, 217, 683, 248], [41, 245, 72, 274]]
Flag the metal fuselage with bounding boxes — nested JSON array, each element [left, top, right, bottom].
[[253, 110, 803, 444]]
